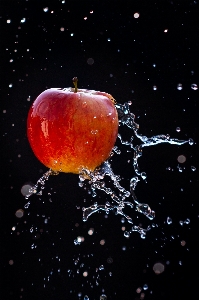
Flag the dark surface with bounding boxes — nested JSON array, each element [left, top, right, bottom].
[[1, 1, 199, 300]]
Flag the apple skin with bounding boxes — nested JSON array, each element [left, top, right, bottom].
[[27, 88, 118, 174]]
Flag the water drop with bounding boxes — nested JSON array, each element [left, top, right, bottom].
[[84, 296, 89, 300], [74, 239, 80, 245], [188, 138, 194, 145], [124, 231, 130, 238], [141, 172, 147, 180], [99, 265, 104, 271], [153, 85, 157, 90], [191, 83, 198, 90], [143, 284, 148, 290], [136, 203, 155, 220], [100, 295, 107, 300], [184, 218, 190, 224], [31, 243, 37, 249], [191, 166, 196, 171], [176, 127, 181, 132], [167, 217, 172, 224], [178, 166, 183, 172], [24, 201, 30, 209], [177, 83, 183, 90], [91, 129, 98, 135]]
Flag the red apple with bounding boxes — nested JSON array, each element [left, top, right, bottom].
[[27, 81, 118, 174]]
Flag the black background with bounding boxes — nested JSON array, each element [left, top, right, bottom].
[[1, 1, 199, 300]]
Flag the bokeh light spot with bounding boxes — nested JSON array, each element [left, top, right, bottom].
[[87, 58, 94, 65], [134, 12, 140, 18], [88, 228, 94, 235], [15, 209, 24, 218], [83, 271, 88, 277], [177, 155, 186, 163], [100, 239, 105, 245], [21, 184, 33, 196], [153, 262, 165, 274]]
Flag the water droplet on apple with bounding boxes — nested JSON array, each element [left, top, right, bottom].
[[82, 101, 87, 108], [91, 130, 98, 135]]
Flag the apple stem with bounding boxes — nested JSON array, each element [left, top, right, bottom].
[[72, 77, 78, 93]]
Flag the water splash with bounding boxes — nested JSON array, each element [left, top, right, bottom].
[[24, 101, 193, 238], [24, 169, 59, 206], [78, 102, 191, 238]]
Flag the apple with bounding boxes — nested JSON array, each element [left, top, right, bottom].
[[27, 78, 118, 174]]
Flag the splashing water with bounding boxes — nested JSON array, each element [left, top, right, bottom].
[[24, 169, 59, 208], [24, 102, 193, 239]]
